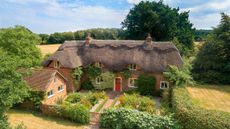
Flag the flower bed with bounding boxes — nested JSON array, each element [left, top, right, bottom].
[[117, 93, 156, 114], [44, 91, 107, 124]]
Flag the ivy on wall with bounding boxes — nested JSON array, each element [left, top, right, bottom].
[[72, 66, 84, 89], [91, 72, 115, 90], [86, 65, 101, 78], [122, 68, 131, 79]]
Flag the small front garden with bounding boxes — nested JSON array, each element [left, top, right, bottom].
[[42, 91, 107, 124], [118, 93, 156, 114]]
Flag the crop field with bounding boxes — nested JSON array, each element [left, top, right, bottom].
[[37, 44, 61, 56], [187, 85, 230, 112]]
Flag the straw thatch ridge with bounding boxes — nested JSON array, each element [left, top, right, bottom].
[[43, 40, 183, 73]]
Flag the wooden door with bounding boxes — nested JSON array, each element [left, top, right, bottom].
[[115, 78, 122, 91]]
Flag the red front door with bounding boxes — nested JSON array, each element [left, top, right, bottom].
[[115, 78, 122, 91]]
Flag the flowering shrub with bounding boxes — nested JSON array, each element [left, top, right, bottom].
[[100, 108, 179, 129], [118, 93, 156, 114], [65, 92, 107, 108]]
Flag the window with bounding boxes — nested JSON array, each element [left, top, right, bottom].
[[54, 61, 61, 68], [160, 81, 169, 89], [128, 78, 137, 88], [47, 90, 54, 98], [95, 62, 102, 68], [129, 64, 137, 70], [58, 85, 64, 92], [96, 76, 103, 84]]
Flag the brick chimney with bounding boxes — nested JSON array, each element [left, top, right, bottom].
[[145, 33, 152, 45], [85, 33, 92, 45], [143, 33, 153, 50]]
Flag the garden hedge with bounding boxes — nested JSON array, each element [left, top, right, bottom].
[[136, 74, 156, 95], [172, 87, 230, 129], [59, 102, 90, 124], [100, 108, 179, 129]]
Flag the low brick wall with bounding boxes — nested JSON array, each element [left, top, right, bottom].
[[40, 104, 60, 117]]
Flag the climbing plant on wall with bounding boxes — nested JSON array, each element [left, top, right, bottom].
[[72, 67, 83, 81], [122, 68, 131, 79], [72, 66, 84, 89], [91, 72, 115, 90], [86, 65, 102, 79]]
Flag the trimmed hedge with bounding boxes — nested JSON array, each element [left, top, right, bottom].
[[100, 108, 179, 129], [136, 74, 156, 95], [172, 87, 230, 129], [59, 102, 90, 124]]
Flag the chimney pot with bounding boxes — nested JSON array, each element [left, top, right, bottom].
[[85, 32, 92, 45], [145, 33, 152, 44]]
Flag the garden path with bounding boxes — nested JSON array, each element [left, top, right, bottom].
[[155, 97, 161, 115], [87, 91, 122, 129]]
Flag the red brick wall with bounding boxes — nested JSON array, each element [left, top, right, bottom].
[[114, 71, 167, 92], [42, 74, 67, 105], [46, 61, 168, 93], [46, 61, 77, 93]]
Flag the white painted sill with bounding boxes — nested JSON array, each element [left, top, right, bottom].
[[47, 94, 54, 99], [58, 89, 64, 93]]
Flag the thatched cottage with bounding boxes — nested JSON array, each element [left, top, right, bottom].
[[43, 34, 183, 93]]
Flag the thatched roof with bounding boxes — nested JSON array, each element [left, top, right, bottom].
[[24, 69, 66, 91], [43, 38, 183, 73]]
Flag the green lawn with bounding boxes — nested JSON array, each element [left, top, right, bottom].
[[186, 85, 230, 112], [8, 109, 85, 129]]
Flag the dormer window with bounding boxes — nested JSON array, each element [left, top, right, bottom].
[[129, 64, 137, 70], [54, 61, 61, 68], [95, 62, 102, 68]]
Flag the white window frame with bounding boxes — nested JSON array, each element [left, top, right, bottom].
[[58, 85, 64, 92], [160, 81, 169, 89], [95, 76, 103, 84], [47, 90, 54, 98], [54, 61, 61, 68], [128, 78, 137, 88], [129, 64, 137, 70], [95, 62, 102, 68]]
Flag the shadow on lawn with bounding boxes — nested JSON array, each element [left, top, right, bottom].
[[8, 109, 84, 127]]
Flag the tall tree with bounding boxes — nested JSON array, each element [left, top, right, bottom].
[[0, 26, 42, 128], [122, 1, 195, 56], [193, 13, 230, 84], [0, 26, 42, 67]]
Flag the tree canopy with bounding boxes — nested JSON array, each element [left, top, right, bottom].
[[122, 1, 195, 56], [0, 26, 42, 67], [193, 13, 230, 84], [0, 26, 42, 128], [43, 28, 125, 44]]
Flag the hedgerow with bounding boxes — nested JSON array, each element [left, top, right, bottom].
[[100, 108, 179, 129], [172, 87, 230, 129]]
